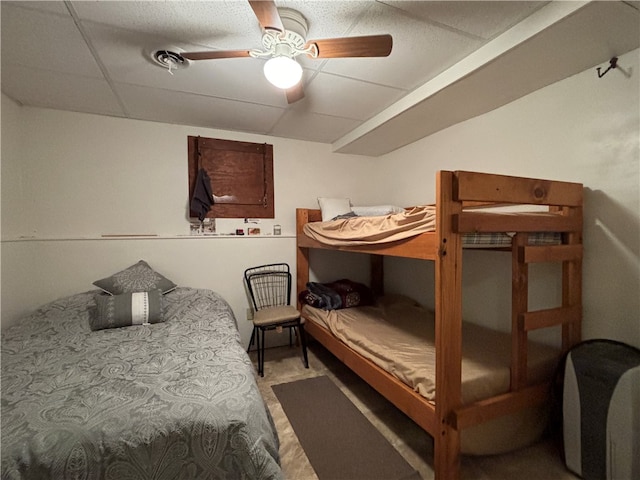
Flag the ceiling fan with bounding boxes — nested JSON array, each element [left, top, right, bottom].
[[178, 0, 393, 104]]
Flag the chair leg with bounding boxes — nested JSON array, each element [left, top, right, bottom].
[[247, 326, 256, 353], [259, 327, 266, 377], [256, 327, 262, 377], [299, 323, 309, 369]]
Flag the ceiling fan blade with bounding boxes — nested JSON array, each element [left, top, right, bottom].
[[286, 83, 305, 104], [182, 50, 251, 61], [308, 34, 393, 59], [248, 0, 284, 32]]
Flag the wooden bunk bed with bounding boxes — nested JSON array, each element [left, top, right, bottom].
[[295, 170, 582, 480]]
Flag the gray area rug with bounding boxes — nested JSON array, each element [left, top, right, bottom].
[[272, 375, 422, 480]]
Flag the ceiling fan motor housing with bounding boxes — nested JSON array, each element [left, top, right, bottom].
[[255, 7, 315, 59], [278, 8, 308, 38]]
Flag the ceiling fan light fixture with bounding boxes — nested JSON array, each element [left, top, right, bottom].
[[263, 56, 302, 89]]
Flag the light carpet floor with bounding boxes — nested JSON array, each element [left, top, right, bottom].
[[252, 341, 579, 480]]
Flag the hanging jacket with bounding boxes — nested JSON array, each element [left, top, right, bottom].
[[190, 168, 213, 221]]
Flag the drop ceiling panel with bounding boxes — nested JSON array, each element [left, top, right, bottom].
[[320, 1, 484, 90], [117, 84, 285, 134], [385, 1, 548, 40], [3, 0, 68, 16], [1, 4, 103, 77], [72, 1, 260, 50], [297, 72, 403, 120], [270, 109, 361, 144], [2, 65, 125, 115]]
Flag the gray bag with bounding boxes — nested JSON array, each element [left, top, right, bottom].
[[563, 339, 640, 480]]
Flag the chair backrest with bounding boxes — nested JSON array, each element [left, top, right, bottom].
[[244, 263, 292, 311]]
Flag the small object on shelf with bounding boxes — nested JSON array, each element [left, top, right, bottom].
[[248, 228, 261, 236], [236, 228, 245, 236], [273, 224, 281, 235], [202, 218, 216, 235], [190, 221, 202, 235]]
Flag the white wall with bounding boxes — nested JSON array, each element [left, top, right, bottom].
[[379, 48, 640, 348], [0, 95, 24, 238], [0, 99, 374, 344], [1, 103, 375, 239]]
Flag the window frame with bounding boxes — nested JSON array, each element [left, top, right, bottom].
[[187, 136, 274, 219]]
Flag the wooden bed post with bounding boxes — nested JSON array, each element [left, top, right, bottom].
[[370, 255, 384, 297], [296, 209, 310, 310], [562, 205, 583, 351], [434, 171, 463, 480], [511, 233, 529, 390]]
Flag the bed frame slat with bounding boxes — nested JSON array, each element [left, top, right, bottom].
[[452, 382, 550, 430], [519, 244, 583, 263], [521, 305, 582, 331], [454, 171, 583, 206], [455, 211, 581, 233]]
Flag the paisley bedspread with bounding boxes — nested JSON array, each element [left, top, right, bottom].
[[1, 288, 282, 480]]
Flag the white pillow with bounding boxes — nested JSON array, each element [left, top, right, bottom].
[[318, 197, 352, 221], [351, 205, 405, 217]]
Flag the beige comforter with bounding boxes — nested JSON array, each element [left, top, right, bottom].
[[303, 206, 436, 246], [302, 295, 558, 404], [303, 206, 563, 248]]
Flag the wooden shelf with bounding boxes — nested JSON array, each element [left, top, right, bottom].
[[1, 234, 295, 243]]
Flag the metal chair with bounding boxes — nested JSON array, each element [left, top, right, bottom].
[[245, 263, 309, 377]]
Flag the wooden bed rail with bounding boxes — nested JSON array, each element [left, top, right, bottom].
[[451, 382, 550, 430], [453, 171, 583, 207], [455, 211, 581, 233]]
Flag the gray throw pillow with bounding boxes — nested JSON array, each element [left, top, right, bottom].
[[90, 290, 164, 331], [93, 260, 176, 295]]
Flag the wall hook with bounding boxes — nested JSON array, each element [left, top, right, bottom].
[[597, 57, 618, 78]]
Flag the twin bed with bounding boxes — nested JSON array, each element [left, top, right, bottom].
[[1, 284, 282, 479], [296, 170, 583, 480]]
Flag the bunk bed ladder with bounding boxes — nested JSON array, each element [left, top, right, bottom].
[[511, 222, 583, 390]]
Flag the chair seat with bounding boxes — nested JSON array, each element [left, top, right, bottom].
[[253, 305, 304, 326]]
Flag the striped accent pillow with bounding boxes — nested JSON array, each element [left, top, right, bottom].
[[91, 290, 163, 331]]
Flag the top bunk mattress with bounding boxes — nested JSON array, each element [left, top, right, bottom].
[[302, 294, 559, 405], [304, 206, 436, 245], [302, 206, 561, 248]]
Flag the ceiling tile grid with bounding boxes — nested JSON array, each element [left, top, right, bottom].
[[1, 4, 103, 78], [117, 83, 286, 134], [2, 1, 638, 154]]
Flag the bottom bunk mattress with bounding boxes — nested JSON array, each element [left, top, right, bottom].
[[1, 287, 282, 480], [302, 294, 560, 455]]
